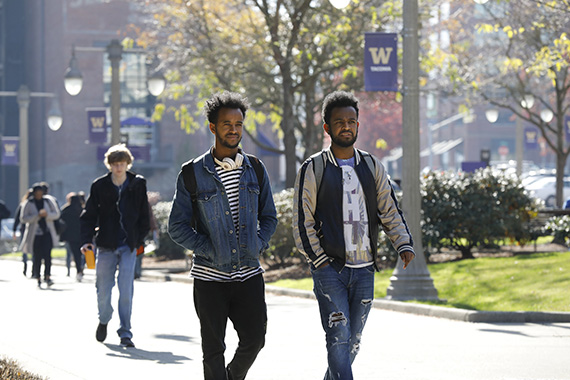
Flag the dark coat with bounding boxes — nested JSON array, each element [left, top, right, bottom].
[[80, 171, 150, 251]]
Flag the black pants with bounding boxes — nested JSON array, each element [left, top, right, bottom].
[[193, 274, 267, 380], [68, 241, 84, 274], [32, 233, 53, 279]]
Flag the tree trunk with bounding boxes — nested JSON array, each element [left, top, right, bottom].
[[459, 247, 475, 260], [281, 76, 298, 188]]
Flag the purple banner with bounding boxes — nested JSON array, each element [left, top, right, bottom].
[[461, 161, 487, 173], [566, 115, 570, 143], [364, 33, 398, 92], [97, 145, 151, 163], [87, 108, 108, 144], [1, 137, 19, 166], [524, 127, 539, 149]]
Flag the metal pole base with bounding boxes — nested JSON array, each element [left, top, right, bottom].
[[386, 267, 440, 301]]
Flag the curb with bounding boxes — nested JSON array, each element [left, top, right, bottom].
[[141, 269, 570, 323]]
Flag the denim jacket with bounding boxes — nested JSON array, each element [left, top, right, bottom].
[[168, 149, 277, 273]]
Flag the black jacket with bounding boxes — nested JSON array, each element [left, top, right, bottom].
[[60, 196, 83, 243], [80, 171, 150, 251]]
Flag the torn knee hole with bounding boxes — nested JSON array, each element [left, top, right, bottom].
[[328, 311, 348, 328]]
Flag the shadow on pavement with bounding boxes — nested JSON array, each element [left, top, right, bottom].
[[154, 333, 194, 343], [104, 344, 192, 364], [478, 328, 530, 337]]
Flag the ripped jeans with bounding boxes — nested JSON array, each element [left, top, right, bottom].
[[311, 264, 375, 380]]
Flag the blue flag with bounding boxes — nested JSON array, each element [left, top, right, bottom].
[[364, 33, 398, 92]]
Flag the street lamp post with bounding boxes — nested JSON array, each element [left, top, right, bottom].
[[0, 85, 62, 198], [64, 39, 165, 146], [386, 0, 438, 301], [107, 40, 123, 145]]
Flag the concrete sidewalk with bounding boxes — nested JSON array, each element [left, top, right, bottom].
[[1, 258, 570, 380]]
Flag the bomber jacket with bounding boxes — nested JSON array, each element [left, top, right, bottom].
[[168, 149, 278, 273], [293, 147, 414, 272], [80, 171, 150, 252]]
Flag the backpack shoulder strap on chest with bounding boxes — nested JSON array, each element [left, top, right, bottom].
[[359, 150, 376, 178], [310, 150, 327, 193], [245, 154, 264, 185], [181, 159, 197, 202]]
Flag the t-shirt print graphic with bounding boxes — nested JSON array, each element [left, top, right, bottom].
[[341, 164, 373, 266]]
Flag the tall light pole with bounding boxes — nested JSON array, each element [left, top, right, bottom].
[[0, 85, 62, 198], [328, 0, 438, 300], [386, 0, 438, 300], [108, 40, 123, 145], [64, 40, 166, 146]]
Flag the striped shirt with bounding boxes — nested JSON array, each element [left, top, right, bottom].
[[190, 163, 264, 282]]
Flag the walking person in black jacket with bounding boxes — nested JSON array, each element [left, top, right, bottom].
[[60, 192, 85, 281], [80, 144, 150, 348]]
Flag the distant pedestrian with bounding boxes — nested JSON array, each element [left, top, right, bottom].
[[60, 192, 85, 281], [20, 183, 61, 287], [13, 189, 33, 276], [134, 193, 159, 280], [80, 144, 150, 348], [0, 198, 9, 223], [293, 91, 414, 380], [168, 91, 277, 380], [40, 182, 65, 238]]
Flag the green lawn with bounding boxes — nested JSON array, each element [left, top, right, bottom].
[[269, 251, 570, 312], [3, 248, 67, 259]]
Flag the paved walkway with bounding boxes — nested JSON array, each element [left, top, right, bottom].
[[1, 258, 570, 380]]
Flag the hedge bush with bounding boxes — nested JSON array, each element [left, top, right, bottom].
[[151, 201, 186, 260], [421, 168, 540, 259]]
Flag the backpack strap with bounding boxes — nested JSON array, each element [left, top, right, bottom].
[[181, 159, 197, 201], [310, 151, 327, 193], [181, 159, 198, 228], [245, 154, 264, 186], [359, 150, 376, 177]]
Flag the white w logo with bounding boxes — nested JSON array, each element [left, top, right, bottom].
[[90, 117, 106, 130], [369, 47, 393, 65]]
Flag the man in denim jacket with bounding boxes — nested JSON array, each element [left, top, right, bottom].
[[168, 91, 277, 380], [293, 91, 414, 380]]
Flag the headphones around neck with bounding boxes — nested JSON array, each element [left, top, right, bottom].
[[215, 152, 244, 170]]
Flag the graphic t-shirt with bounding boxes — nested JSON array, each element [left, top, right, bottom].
[[336, 157, 373, 268]]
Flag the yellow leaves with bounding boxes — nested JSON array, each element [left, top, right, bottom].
[[501, 57, 523, 73], [375, 138, 387, 150], [476, 23, 498, 34], [152, 103, 166, 122], [502, 25, 525, 39]]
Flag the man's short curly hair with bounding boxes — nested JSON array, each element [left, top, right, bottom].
[[104, 144, 134, 170], [203, 91, 250, 124], [321, 91, 359, 125]]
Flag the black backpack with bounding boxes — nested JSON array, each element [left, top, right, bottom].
[[181, 154, 264, 227]]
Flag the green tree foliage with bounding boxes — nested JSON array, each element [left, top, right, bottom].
[[263, 188, 300, 268], [136, 0, 399, 187], [421, 168, 541, 259]]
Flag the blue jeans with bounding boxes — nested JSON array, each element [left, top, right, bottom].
[[95, 245, 136, 339], [311, 264, 375, 380]]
